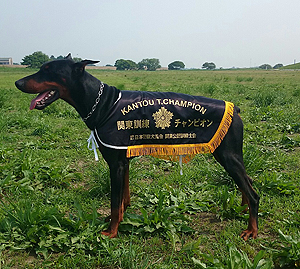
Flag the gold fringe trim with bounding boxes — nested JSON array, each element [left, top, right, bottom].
[[126, 101, 234, 160], [207, 101, 234, 153]]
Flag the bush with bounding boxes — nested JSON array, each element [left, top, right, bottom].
[[168, 61, 185, 70]]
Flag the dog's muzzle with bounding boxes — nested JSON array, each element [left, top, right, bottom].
[[15, 79, 25, 91]]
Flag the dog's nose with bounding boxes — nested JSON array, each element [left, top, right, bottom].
[[15, 79, 24, 90]]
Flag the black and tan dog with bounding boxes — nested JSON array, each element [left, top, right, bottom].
[[15, 54, 259, 240]]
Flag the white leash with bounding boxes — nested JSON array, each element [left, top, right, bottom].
[[179, 155, 183, 175], [87, 131, 99, 161]]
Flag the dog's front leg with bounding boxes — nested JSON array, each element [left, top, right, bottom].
[[100, 148, 129, 238], [123, 161, 131, 211], [101, 162, 125, 238]]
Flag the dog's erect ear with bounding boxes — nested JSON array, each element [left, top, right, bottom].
[[65, 53, 72, 60], [83, 59, 100, 65], [74, 59, 100, 74]]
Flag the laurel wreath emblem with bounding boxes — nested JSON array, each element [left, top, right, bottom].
[[152, 107, 174, 129]]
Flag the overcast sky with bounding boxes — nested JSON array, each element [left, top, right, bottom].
[[1, 0, 300, 68]]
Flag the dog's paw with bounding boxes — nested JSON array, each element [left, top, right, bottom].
[[240, 229, 257, 241], [101, 229, 118, 238]]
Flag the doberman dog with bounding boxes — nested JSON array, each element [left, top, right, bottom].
[[15, 54, 259, 240]]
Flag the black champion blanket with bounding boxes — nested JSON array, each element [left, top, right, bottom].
[[94, 91, 234, 159]]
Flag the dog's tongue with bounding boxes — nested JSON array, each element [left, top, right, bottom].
[[30, 91, 50, 110]]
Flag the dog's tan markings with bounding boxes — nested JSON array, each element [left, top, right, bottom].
[[101, 208, 122, 238], [25, 80, 60, 93], [25, 79, 46, 93], [241, 216, 258, 240]]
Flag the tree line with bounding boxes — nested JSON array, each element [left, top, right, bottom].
[[20, 51, 217, 70], [110, 59, 217, 70], [259, 63, 283, 69], [20, 51, 284, 70], [115, 58, 161, 71]]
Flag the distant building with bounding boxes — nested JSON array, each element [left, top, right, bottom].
[[0, 58, 13, 65]]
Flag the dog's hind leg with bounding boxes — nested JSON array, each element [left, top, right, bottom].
[[213, 112, 259, 240], [213, 150, 249, 212]]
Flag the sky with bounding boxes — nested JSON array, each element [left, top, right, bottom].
[[1, 0, 300, 68]]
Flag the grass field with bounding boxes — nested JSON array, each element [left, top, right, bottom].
[[0, 67, 299, 268]]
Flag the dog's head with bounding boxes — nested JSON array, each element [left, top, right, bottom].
[[15, 54, 99, 110]]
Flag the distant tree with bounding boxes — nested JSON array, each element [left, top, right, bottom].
[[168, 61, 185, 70], [127, 60, 137, 69], [73, 57, 83, 63], [115, 59, 137, 70], [21, 51, 50, 68], [202, 62, 216, 70], [138, 58, 161, 71], [50, 55, 65, 61], [273, 63, 283, 69], [50, 55, 82, 62], [259, 64, 272, 70], [115, 59, 127, 70]]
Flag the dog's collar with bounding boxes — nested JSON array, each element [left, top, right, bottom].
[[82, 82, 104, 122]]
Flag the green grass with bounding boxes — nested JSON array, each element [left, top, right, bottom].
[[0, 66, 299, 268]]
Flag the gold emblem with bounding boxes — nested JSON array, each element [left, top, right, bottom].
[[152, 107, 173, 129]]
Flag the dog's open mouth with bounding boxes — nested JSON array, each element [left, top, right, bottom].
[[30, 90, 59, 110]]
